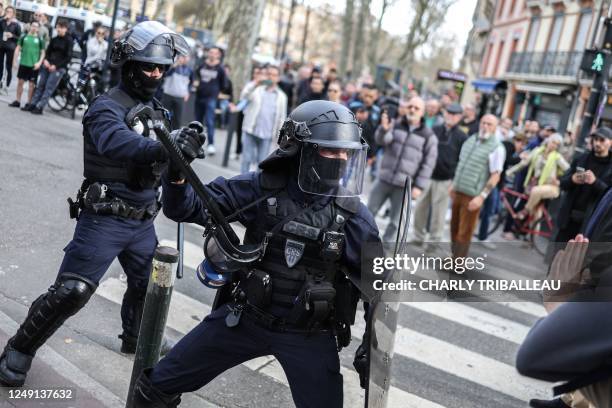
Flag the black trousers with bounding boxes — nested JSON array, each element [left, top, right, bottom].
[[149, 304, 344, 408], [0, 45, 16, 87], [162, 94, 185, 130]]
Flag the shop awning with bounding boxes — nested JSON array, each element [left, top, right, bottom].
[[471, 78, 506, 94], [515, 83, 571, 95]]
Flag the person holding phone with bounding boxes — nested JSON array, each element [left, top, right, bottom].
[[239, 65, 288, 174], [553, 127, 612, 248]]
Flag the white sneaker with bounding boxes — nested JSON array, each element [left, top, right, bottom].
[[206, 144, 216, 155], [230, 152, 240, 160], [478, 240, 497, 250]]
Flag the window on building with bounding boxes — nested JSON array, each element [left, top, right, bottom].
[[526, 17, 540, 51], [509, 0, 517, 16], [574, 10, 593, 50], [547, 13, 565, 51], [495, 40, 506, 76], [497, 0, 506, 19]]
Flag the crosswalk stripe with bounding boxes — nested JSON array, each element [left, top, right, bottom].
[[405, 301, 531, 344], [497, 301, 546, 318], [351, 311, 549, 401], [96, 277, 446, 408], [0, 309, 125, 408]]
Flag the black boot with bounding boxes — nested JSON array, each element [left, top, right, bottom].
[[119, 286, 174, 355], [132, 368, 181, 408], [529, 398, 571, 408], [0, 274, 96, 387]]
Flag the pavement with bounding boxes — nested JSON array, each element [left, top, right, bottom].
[[0, 82, 556, 408]]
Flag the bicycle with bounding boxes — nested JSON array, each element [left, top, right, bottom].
[[47, 61, 103, 119], [485, 186, 555, 255]]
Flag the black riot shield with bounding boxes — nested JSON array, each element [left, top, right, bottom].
[[365, 178, 411, 408]]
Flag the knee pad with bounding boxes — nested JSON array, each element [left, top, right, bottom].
[[52, 273, 97, 313], [10, 274, 96, 354], [133, 368, 181, 408]]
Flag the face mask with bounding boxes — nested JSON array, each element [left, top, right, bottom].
[[122, 62, 163, 101], [313, 155, 347, 188]]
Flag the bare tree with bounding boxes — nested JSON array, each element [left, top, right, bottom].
[[299, 5, 311, 64], [351, 0, 371, 78], [367, 0, 396, 73], [339, 0, 354, 78], [398, 0, 455, 74], [280, 0, 298, 62], [174, 0, 236, 34], [224, 0, 266, 100]]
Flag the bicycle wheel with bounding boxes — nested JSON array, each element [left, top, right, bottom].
[[531, 216, 553, 256], [48, 85, 70, 112], [487, 206, 506, 236]]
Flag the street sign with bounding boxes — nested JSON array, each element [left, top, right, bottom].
[[581, 49, 608, 74], [437, 70, 468, 83]]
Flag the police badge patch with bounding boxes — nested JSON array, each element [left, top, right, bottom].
[[285, 239, 305, 268]]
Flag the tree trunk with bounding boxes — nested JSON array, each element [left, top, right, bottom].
[[339, 0, 354, 78], [224, 0, 266, 101], [299, 5, 311, 65], [280, 0, 297, 62], [368, 0, 391, 73], [351, 0, 371, 78]]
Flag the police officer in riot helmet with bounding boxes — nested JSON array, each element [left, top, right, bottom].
[[0, 21, 207, 387], [130, 100, 381, 407]]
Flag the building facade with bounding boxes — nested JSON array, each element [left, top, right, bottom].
[[470, 0, 530, 117], [504, 0, 602, 132]]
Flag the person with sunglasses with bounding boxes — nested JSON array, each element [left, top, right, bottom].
[[0, 21, 205, 388]]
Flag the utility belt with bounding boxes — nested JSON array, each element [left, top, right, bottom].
[[67, 180, 160, 221], [242, 303, 332, 334], [235, 268, 337, 332]]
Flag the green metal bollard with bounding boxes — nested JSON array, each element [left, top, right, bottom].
[[125, 246, 179, 408]]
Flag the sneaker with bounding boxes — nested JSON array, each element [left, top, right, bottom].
[[0, 86, 7, 96], [230, 152, 240, 160], [478, 239, 497, 250], [30, 107, 43, 115], [8, 101, 20, 108], [502, 232, 516, 241], [206, 144, 216, 155], [21, 103, 34, 111]]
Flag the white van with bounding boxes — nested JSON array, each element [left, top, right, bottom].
[[12, 0, 56, 25], [50, 6, 127, 39]]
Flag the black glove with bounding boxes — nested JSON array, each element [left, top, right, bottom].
[[167, 122, 207, 181], [353, 342, 369, 389]]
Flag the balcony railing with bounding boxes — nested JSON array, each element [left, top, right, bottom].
[[506, 51, 583, 78]]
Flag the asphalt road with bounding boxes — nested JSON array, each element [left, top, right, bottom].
[[0, 89, 554, 408]]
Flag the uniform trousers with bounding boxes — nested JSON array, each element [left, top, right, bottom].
[[149, 304, 343, 408]]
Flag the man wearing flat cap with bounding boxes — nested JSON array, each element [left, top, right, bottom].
[[551, 126, 612, 250], [413, 102, 468, 249]]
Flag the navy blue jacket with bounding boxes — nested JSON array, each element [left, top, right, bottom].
[[82, 86, 165, 205], [161, 171, 381, 277]]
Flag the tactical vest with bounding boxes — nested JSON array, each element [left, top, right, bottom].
[[453, 134, 500, 197], [82, 87, 170, 190], [241, 171, 360, 332]]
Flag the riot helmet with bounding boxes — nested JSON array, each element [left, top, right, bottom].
[[110, 21, 190, 100], [269, 100, 368, 197]]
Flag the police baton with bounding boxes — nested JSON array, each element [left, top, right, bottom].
[[125, 246, 179, 408]]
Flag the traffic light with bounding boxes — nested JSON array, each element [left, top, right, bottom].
[[580, 49, 608, 74]]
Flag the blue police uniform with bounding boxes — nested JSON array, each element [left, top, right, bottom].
[[146, 171, 379, 407]]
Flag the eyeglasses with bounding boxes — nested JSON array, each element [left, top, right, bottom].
[[140, 63, 168, 73], [96, 31, 105, 36], [328, 89, 340, 93], [407, 105, 421, 110]]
